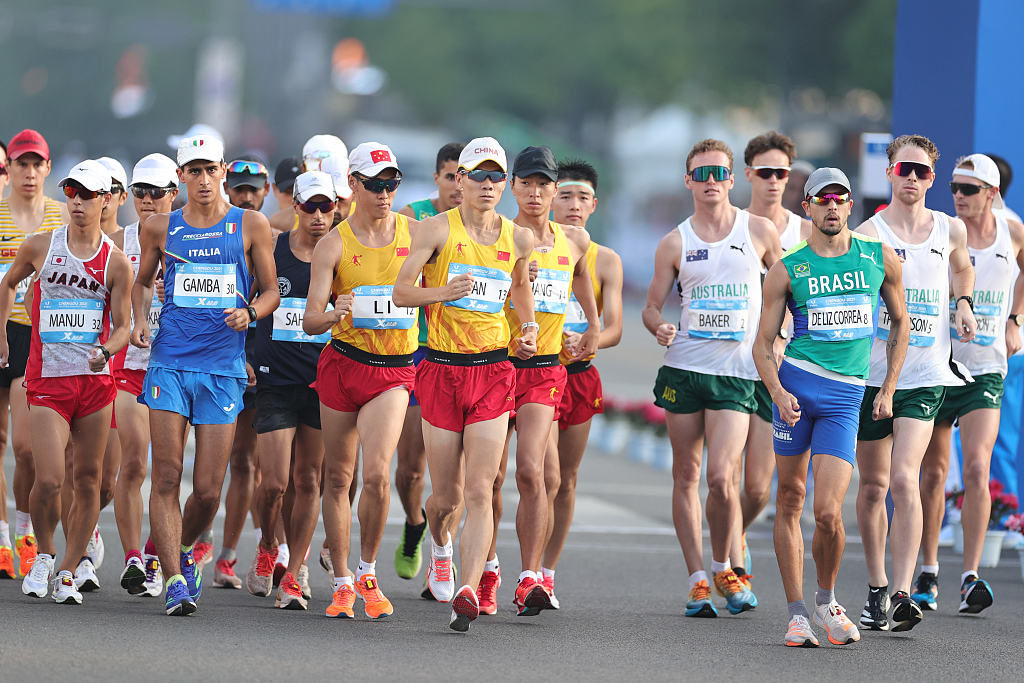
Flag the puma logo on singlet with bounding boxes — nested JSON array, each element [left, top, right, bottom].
[[996, 253, 1010, 262], [730, 244, 746, 254], [860, 252, 877, 264], [930, 247, 944, 257]]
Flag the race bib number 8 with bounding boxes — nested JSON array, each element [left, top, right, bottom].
[[806, 294, 873, 341], [40, 299, 103, 344], [273, 297, 332, 343], [351, 285, 416, 329], [687, 299, 748, 341], [444, 262, 512, 314], [173, 263, 238, 308], [950, 300, 999, 346], [563, 293, 588, 334], [877, 301, 938, 347]]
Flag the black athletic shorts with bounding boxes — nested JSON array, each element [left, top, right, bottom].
[[252, 383, 321, 434], [0, 322, 30, 388]]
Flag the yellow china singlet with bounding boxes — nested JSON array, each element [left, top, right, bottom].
[[560, 239, 602, 365], [423, 208, 517, 354], [0, 198, 64, 326], [507, 222, 575, 357], [330, 213, 418, 356]]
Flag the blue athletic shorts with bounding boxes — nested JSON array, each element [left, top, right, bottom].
[[772, 361, 864, 465], [408, 347, 428, 407], [140, 367, 247, 425]]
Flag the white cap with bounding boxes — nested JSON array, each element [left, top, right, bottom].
[[96, 157, 128, 189], [349, 142, 400, 178], [302, 134, 348, 171], [131, 153, 178, 188], [177, 134, 225, 167], [58, 159, 113, 193], [293, 171, 338, 203], [458, 137, 507, 172], [166, 123, 223, 151], [318, 154, 353, 199], [953, 153, 1004, 210]]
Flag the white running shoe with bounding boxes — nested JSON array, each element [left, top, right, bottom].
[[86, 525, 104, 569], [74, 557, 100, 592], [141, 554, 163, 597], [22, 553, 54, 598], [814, 599, 861, 645], [785, 615, 819, 647], [120, 556, 147, 594], [53, 570, 83, 604], [297, 563, 311, 599], [426, 544, 455, 603]]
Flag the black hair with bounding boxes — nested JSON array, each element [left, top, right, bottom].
[[986, 153, 1013, 196], [556, 158, 598, 193], [436, 143, 466, 173]]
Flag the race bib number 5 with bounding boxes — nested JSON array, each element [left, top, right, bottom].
[[173, 263, 238, 308], [352, 285, 416, 329], [806, 294, 873, 341], [40, 299, 103, 344], [687, 299, 748, 341], [444, 262, 512, 314], [877, 301, 938, 347]]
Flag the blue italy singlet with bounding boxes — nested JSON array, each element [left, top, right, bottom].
[[149, 206, 253, 378]]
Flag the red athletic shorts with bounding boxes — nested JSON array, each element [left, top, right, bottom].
[[315, 343, 415, 413], [417, 357, 515, 432], [513, 362, 567, 416], [114, 368, 146, 397], [557, 362, 604, 429], [27, 374, 116, 425]]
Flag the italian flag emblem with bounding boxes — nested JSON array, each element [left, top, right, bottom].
[[193, 139, 204, 147], [226, 222, 237, 234], [151, 386, 161, 399]]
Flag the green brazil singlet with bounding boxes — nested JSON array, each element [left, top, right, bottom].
[[783, 233, 885, 379], [408, 198, 438, 346]]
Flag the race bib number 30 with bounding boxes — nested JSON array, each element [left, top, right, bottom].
[[272, 297, 331, 343], [877, 301, 938, 347], [950, 300, 999, 346], [806, 294, 873, 341], [173, 263, 238, 308], [444, 263, 512, 314], [563, 293, 588, 334], [40, 299, 103, 344], [352, 285, 417, 329], [687, 299, 748, 341]]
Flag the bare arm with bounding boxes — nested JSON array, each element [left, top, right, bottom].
[[92, 250, 134, 371], [1006, 219, 1024, 356], [0, 234, 46, 366], [596, 247, 623, 349], [563, 226, 599, 361], [642, 229, 681, 346], [225, 210, 279, 332], [392, 214, 472, 308], [874, 243, 909, 420], [948, 217, 977, 342], [752, 262, 800, 426], [750, 214, 783, 271], [302, 231, 352, 336], [397, 205, 416, 218], [130, 213, 167, 348], [508, 226, 537, 358]]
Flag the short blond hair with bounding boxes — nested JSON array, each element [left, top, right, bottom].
[[887, 134, 939, 166], [687, 139, 733, 172]]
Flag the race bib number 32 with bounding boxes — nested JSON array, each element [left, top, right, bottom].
[[687, 299, 748, 341], [351, 285, 417, 329], [40, 299, 103, 344], [444, 262, 512, 314], [173, 263, 238, 308]]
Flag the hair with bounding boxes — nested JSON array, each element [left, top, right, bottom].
[[556, 158, 598, 193], [686, 139, 733, 172], [886, 134, 939, 165], [436, 142, 466, 173], [953, 156, 974, 172], [985, 153, 1013, 196], [743, 131, 797, 166]]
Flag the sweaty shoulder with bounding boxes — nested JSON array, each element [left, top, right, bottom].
[[241, 207, 272, 230], [142, 212, 171, 233], [853, 218, 878, 238], [1007, 217, 1024, 250], [512, 223, 535, 255], [746, 212, 776, 237], [560, 223, 591, 253]]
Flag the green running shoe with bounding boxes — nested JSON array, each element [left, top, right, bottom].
[[394, 513, 428, 580]]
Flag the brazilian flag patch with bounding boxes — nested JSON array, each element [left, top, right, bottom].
[[793, 262, 810, 278]]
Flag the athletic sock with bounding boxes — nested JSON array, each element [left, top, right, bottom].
[[518, 570, 537, 583], [485, 556, 500, 573], [197, 529, 214, 545], [815, 586, 834, 606], [431, 533, 453, 557], [144, 538, 157, 555], [710, 559, 730, 574], [961, 570, 978, 585], [218, 547, 236, 563], [356, 558, 376, 578], [688, 570, 708, 591], [333, 575, 354, 592], [541, 566, 554, 580], [277, 543, 290, 564], [0, 520, 10, 548], [180, 543, 193, 553], [15, 510, 32, 537], [921, 564, 938, 576], [167, 574, 186, 587], [125, 550, 142, 564], [788, 600, 810, 619]]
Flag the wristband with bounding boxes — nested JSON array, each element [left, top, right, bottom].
[[520, 321, 540, 333], [247, 306, 257, 323], [956, 295, 974, 312]]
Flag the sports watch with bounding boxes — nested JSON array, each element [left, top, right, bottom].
[[1010, 314, 1023, 327]]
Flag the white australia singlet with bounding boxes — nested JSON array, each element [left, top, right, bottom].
[[122, 222, 162, 371], [664, 208, 763, 380], [779, 211, 803, 252], [867, 211, 969, 389], [950, 214, 1014, 377]]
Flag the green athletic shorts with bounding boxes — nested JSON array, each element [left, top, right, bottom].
[[653, 366, 756, 415], [752, 380, 773, 423], [935, 373, 1003, 425], [857, 384, 946, 441]]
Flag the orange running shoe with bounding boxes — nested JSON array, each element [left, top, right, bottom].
[[0, 546, 15, 579], [513, 576, 549, 617], [713, 568, 758, 614], [477, 566, 501, 615], [16, 534, 37, 578], [355, 574, 393, 619], [275, 571, 308, 610], [326, 582, 356, 618], [193, 541, 213, 570], [685, 579, 717, 617]]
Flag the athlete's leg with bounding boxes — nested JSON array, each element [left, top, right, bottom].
[[955, 409, 999, 574], [704, 409, 749, 565], [920, 420, 954, 568], [113, 392, 151, 556], [355, 388, 408, 563], [667, 410, 708, 574], [181, 423, 236, 547], [856, 436, 893, 587], [0, 389, 10, 526], [99, 427, 121, 510], [810, 454, 854, 592], [285, 425, 324, 577], [28, 408, 72, 558], [320, 404, 360, 578], [486, 425, 513, 562], [888, 417, 935, 594], [514, 402, 559, 572], [149, 410, 190, 579], [730, 415, 775, 565], [221, 408, 257, 554], [542, 423, 560, 551], [396, 405, 426, 526], [11, 381, 34, 524], [58, 406, 114, 575], [254, 426, 297, 551], [543, 419, 590, 569], [774, 449, 810, 602]]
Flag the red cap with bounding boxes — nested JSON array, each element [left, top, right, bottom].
[[7, 129, 49, 161]]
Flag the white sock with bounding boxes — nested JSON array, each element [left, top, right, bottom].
[[333, 575, 354, 591], [921, 564, 939, 576], [0, 521, 10, 548], [432, 533, 452, 556], [689, 570, 708, 591], [711, 559, 731, 574], [961, 570, 978, 585], [541, 566, 554, 580], [485, 556, 500, 573], [518, 570, 537, 583], [277, 543, 290, 564], [15, 510, 32, 537], [356, 558, 376, 578]]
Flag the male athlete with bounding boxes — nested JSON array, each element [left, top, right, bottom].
[[854, 134, 977, 632], [916, 154, 1024, 615], [393, 137, 537, 632], [269, 158, 303, 234], [643, 139, 782, 617], [131, 134, 279, 616], [755, 167, 907, 647]]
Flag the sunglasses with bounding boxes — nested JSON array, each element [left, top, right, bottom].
[[461, 169, 507, 183], [355, 175, 401, 193], [297, 199, 336, 214], [228, 160, 268, 176], [688, 165, 732, 182], [890, 161, 933, 180], [131, 186, 175, 200], [63, 185, 107, 200], [750, 166, 790, 180], [807, 192, 852, 205], [949, 182, 990, 197]]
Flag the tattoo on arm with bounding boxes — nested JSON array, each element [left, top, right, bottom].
[[886, 338, 897, 350], [765, 353, 778, 370]]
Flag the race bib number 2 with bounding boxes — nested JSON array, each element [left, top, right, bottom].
[[687, 299, 747, 341], [39, 299, 103, 344], [444, 263, 512, 314], [173, 263, 238, 308]]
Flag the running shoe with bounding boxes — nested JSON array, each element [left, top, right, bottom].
[[890, 591, 923, 631], [120, 556, 146, 594], [426, 546, 455, 602], [247, 545, 277, 597], [513, 576, 550, 617], [181, 547, 203, 601], [685, 579, 718, 618], [325, 582, 356, 618], [742, 532, 751, 575], [297, 563, 311, 600], [541, 572, 559, 610], [355, 574, 394, 619], [74, 557, 100, 592], [477, 566, 501, 615], [785, 615, 819, 648], [319, 544, 334, 579], [141, 554, 163, 597], [22, 553, 54, 598], [53, 570, 82, 604], [959, 575, 994, 614], [273, 545, 290, 587], [394, 515, 427, 580], [275, 571, 308, 610], [165, 578, 197, 616], [213, 558, 242, 589], [713, 568, 758, 614], [859, 586, 890, 631], [450, 584, 480, 632], [911, 572, 938, 611], [16, 534, 37, 578], [193, 540, 213, 571], [86, 525, 105, 568], [813, 600, 860, 645], [0, 545, 15, 579]]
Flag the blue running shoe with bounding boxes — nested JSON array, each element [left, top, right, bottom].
[[685, 579, 718, 618], [165, 577, 197, 616], [714, 568, 757, 614], [959, 575, 993, 614], [911, 572, 938, 610], [181, 547, 202, 601]]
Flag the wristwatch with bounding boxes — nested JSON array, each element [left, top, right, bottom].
[[96, 346, 110, 362], [955, 295, 974, 311], [247, 306, 257, 323], [1010, 314, 1023, 327], [778, 327, 789, 340]]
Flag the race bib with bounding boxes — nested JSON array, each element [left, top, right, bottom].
[[444, 263, 512, 314], [39, 299, 103, 344], [173, 263, 238, 308], [147, 296, 162, 338], [272, 297, 332, 343], [531, 268, 570, 314], [877, 301, 938, 347], [563, 293, 589, 334], [687, 299, 748, 341], [351, 285, 417, 329], [0, 262, 31, 304], [950, 300, 999, 346], [806, 294, 873, 341]]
